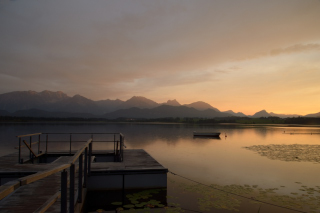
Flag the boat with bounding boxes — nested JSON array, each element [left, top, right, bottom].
[[193, 131, 221, 137]]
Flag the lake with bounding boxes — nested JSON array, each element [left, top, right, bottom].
[[1, 122, 320, 212]]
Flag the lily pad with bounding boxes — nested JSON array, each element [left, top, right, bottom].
[[123, 204, 135, 208]]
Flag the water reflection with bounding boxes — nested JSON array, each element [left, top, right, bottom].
[[1, 123, 320, 190]]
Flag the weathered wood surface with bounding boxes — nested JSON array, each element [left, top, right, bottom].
[[0, 149, 167, 212], [0, 173, 61, 213], [20, 164, 70, 186], [0, 181, 20, 201], [91, 149, 167, 172], [16, 133, 41, 138]]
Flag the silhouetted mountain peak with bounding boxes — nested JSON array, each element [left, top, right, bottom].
[[122, 96, 159, 109], [269, 112, 301, 118], [69, 94, 94, 105], [39, 90, 69, 102], [252, 110, 271, 118], [0, 90, 69, 112], [304, 112, 320, 117], [225, 110, 235, 113], [185, 101, 219, 111], [27, 90, 37, 95], [224, 110, 247, 117], [166, 99, 181, 106], [128, 96, 152, 101]]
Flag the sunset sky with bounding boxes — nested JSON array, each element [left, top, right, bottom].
[[0, 0, 320, 115]]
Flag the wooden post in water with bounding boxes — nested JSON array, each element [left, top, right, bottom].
[[113, 134, 115, 156], [18, 138, 21, 164], [38, 134, 40, 154], [84, 148, 88, 188], [70, 164, 75, 213], [69, 134, 72, 155], [78, 154, 83, 203], [88, 142, 92, 176], [61, 169, 68, 213], [29, 136, 32, 162], [46, 134, 48, 154]]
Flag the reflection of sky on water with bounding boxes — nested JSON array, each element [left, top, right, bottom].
[[1, 123, 320, 195]]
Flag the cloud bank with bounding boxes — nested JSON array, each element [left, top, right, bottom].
[[0, 0, 320, 114]]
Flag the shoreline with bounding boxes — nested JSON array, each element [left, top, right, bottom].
[[1, 121, 320, 127]]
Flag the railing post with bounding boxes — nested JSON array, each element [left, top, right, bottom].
[[46, 134, 48, 154], [121, 135, 124, 162], [38, 134, 41, 154], [78, 154, 83, 203], [119, 135, 121, 160], [116, 140, 119, 161], [18, 138, 21, 164], [61, 169, 68, 213], [70, 133, 72, 155], [29, 136, 32, 162], [88, 141, 92, 176], [113, 134, 115, 155], [70, 164, 75, 213], [84, 148, 88, 188]]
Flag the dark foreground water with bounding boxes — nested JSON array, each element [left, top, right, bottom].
[[1, 122, 320, 213]]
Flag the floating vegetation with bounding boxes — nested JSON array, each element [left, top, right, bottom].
[[173, 179, 320, 213], [108, 188, 184, 213], [244, 144, 320, 163]]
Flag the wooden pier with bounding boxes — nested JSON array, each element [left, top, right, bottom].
[[0, 133, 168, 213]]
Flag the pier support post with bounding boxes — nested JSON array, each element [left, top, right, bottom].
[[70, 164, 75, 213], [88, 142, 92, 176], [78, 154, 83, 203], [38, 134, 41, 154], [46, 134, 48, 154], [29, 136, 32, 163], [84, 148, 88, 188], [69, 134, 72, 155], [61, 169, 68, 213], [18, 138, 21, 164]]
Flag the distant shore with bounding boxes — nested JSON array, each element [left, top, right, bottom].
[[1, 116, 320, 126]]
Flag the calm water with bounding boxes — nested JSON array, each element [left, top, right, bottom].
[[1, 122, 320, 212]]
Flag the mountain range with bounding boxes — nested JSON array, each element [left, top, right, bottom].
[[0, 90, 318, 119]]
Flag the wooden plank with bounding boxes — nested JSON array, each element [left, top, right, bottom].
[[0, 173, 61, 213], [33, 191, 61, 213], [22, 140, 37, 158], [19, 164, 70, 186], [0, 181, 20, 201], [16, 133, 41, 138]]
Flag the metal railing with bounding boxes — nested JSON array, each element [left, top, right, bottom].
[[0, 138, 93, 213], [16, 132, 125, 164], [16, 133, 42, 164], [6, 132, 125, 212]]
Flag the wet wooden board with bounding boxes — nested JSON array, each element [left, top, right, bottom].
[[0, 149, 167, 212], [91, 149, 167, 172], [0, 173, 61, 213]]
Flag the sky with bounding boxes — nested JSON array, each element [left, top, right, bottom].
[[0, 0, 320, 115]]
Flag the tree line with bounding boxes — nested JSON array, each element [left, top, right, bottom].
[[1, 116, 320, 125]]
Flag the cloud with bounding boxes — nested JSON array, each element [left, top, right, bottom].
[[1, 0, 320, 106], [270, 44, 320, 55]]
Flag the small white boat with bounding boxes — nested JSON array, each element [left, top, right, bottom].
[[193, 132, 221, 137]]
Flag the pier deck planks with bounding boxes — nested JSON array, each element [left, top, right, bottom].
[[0, 149, 167, 212]]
